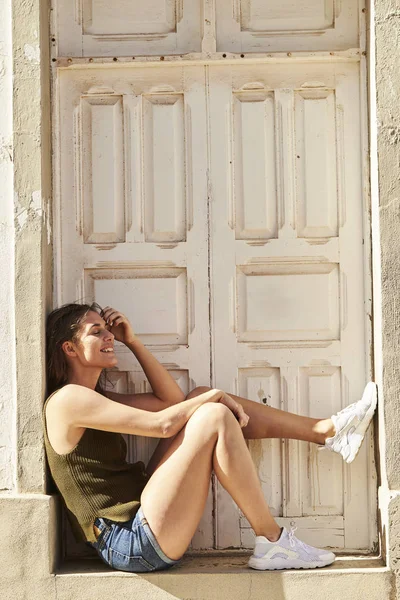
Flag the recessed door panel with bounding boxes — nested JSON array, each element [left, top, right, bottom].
[[216, 0, 360, 53], [57, 0, 202, 56]]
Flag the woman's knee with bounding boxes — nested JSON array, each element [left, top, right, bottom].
[[185, 386, 211, 400], [187, 401, 234, 431]]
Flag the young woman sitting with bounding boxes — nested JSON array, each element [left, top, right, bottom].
[[43, 303, 377, 572]]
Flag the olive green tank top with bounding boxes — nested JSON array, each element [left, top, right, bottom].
[[42, 391, 150, 543]]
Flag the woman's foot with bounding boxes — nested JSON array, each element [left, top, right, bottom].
[[325, 382, 377, 464], [248, 525, 335, 570]]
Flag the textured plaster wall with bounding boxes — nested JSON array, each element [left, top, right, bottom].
[[11, 0, 52, 493], [373, 1, 400, 592], [374, 1, 400, 490], [0, 495, 59, 600], [0, 0, 15, 491], [389, 495, 400, 573]]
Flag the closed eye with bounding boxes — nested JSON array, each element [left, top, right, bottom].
[[88, 322, 107, 335]]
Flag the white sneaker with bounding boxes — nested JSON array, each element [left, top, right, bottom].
[[248, 525, 335, 570], [325, 382, 377, 464]]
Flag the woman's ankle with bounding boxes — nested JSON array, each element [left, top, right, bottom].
[[257, 525, 282, 543], [313, 418, 335, 444]]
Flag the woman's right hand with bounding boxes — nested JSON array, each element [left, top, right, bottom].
[[218, 392, 250, 429]]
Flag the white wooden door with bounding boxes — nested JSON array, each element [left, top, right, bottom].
[[56, 59, 373, 553], [56, 0, 202, 56], [208, 60, 373, 552], [56, 65, 213, 550], [216, 0, 360, 53], [56, 60, 373, 554]]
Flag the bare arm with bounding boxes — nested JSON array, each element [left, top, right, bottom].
[[55, 384, 233, 439], [101, 306, 185, 405], [125, 337, 185, 405]]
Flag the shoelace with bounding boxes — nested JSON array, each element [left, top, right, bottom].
[[337, 396, 370, 423], [337, 403, 356, 417], [333, 404, 361, 435], [288, 523, 309, 553], [288, 523, 300, 548]]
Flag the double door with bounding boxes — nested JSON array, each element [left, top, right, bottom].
[[57, 60, 374, 552]]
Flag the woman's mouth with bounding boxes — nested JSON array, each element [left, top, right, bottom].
[[100, 347, 114, 353]]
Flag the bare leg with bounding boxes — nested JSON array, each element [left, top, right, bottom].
[[186, 387, 335, 444], [141, 402, 281, 561]]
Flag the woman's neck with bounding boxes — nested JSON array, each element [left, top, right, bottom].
[[67, 368, 102, 391]]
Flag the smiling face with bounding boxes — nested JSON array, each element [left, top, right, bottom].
[[63, 310, 118, 369]]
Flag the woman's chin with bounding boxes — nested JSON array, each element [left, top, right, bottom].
[[105, 356, 118, 367], [99, 354, 118, 367]]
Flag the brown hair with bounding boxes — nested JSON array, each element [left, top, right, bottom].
[[46, 302, 105, 395]]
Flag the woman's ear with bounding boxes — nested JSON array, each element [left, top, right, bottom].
[[62, 341, 77, 357]]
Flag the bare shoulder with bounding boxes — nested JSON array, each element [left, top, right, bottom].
[[45, 386, 89, 455], [46, 386, 69, 416], [48, 384, 103, 409], [46, 385, 76, 419], [46, 384, 106, 427]]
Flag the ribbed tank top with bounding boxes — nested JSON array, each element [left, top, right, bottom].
[[42, 391, 150, 543]]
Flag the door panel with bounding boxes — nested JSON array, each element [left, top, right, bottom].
[[208, 61, 373, 551], [238, 368, 283, 517], [57, 0, 202, 56], [216, 0, 360, 53], [233, 90, 278, 239], [295, 90, 339, 238]]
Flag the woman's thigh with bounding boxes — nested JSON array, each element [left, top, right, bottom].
[[146, 433, 180, 478], [140, 403, 228, 560]]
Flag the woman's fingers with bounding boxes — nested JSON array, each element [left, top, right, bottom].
[[102, 307, 117, 319], [101, 307, 123, 326], [100, 307, 136, 344], [221, 393, 249, 428], [235, 403, 249, 428], [101, 306, 113, 322], [113, 316, 125, 326], [238, 407, 250, 428]]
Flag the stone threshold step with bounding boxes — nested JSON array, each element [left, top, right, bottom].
[[55, 555, 394, 600]]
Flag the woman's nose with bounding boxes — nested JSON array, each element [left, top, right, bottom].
[[105, 330, 114, 341]]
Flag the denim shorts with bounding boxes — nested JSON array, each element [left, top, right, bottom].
[[90, 507, 181, 573]]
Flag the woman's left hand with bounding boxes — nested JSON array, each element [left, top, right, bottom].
[[219, 392, 250, 429], [101, 306, 136, 346]]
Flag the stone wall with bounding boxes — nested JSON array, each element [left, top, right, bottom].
[[0, 0, 15, 492], [373, 0, 400, 578], [11, 0, 52, 494]]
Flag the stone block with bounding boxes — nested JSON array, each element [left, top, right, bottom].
[[0, 494, 59, 600]]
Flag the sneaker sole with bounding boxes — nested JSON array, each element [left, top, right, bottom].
[[345, 382, 377, 464], [248, 556, 335, 570]]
